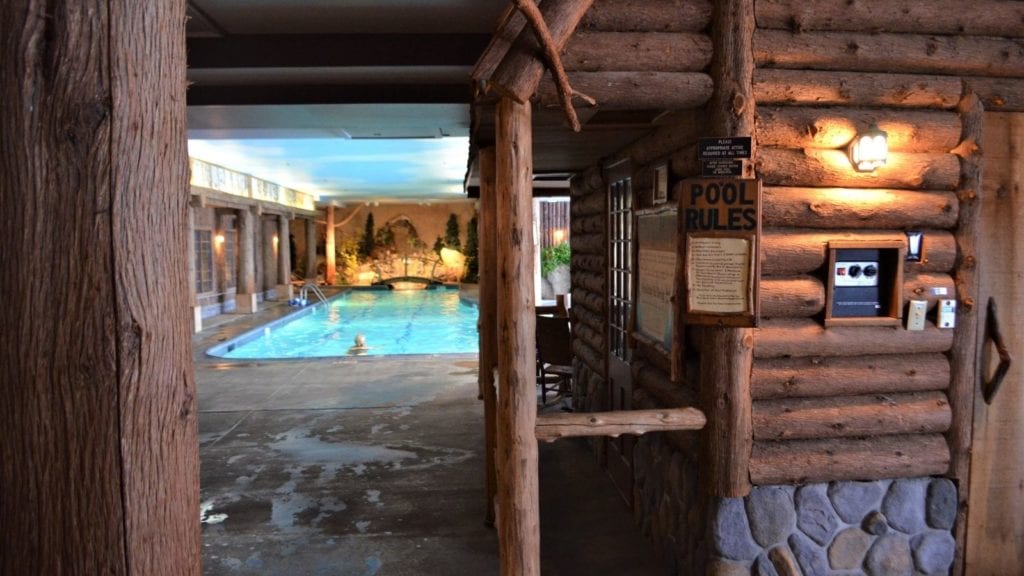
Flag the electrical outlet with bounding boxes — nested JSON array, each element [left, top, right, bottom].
[[938, 299, 957, 329], [907, 300, 927, 331]]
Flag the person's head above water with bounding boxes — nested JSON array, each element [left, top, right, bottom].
[[354, 333, 367, 348]]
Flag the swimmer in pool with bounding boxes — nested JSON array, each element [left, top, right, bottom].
[[348, 333, 370, 355]]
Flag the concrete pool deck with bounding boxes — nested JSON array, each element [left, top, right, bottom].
[[194, 299, 663, 575]]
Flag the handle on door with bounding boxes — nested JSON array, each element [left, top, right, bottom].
[[982, 297, 1013, 405]]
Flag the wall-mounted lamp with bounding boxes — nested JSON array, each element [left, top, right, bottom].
[[848, 125, 888, 172], [273, 234, 280, 250], [552, 229, 566, 244], [214, 233, 225, 245]]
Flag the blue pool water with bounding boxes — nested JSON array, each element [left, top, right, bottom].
[[210, 288, 479, 359]]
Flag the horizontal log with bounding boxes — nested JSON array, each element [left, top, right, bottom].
[[571, 303, 605, 335], [757, 148, 960, 190], [535, 407, 705, 441], [633, 390, 700, 455], [754, 318, 954, 358], [753, 391, 951, 441], [669, 144, 701, 179], [751, 353, 951, 400], [761, 275, 824, 319], [570, 213, 604, 235], [632, 334, 671, 373], [634, 361, 696, 407], [570, 167, 605, 197], [755, 30, 1024, 78], [762, 229, 956, 276], [965, 77, 1024, 113], [903, 272, 956, 310], [572, 320, 607, 354], [564, 32, 712, 72], [570, 253, 604, 273], [570, 288, 605, 315], [571, 190, 607, 216], [763, 187, 959, 230], [571, 270, 605, 294], [571, 232, 605, 255], [755, 0, 1024, 38], [756, 106, 961, 153], [580, 0, 712, 33], [572, 337, 606, 376], [536, 71, 713, 110], [611, 110, 704, 167], [750, 434, 950, 484], [753, 69, 962, 110]]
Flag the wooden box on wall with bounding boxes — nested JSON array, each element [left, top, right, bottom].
[[824, 240, 906, 327]]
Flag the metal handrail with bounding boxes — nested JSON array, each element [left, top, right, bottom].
[[298, 282, 327, 304]]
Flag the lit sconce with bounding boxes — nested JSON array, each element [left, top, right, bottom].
[[214, 233, 225, 245], [552, 228, 566, 244], [848, 125, 888, 172], [273, 234, 279, 250]]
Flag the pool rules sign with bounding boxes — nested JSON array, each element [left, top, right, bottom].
[[678, 178, 761, 327]]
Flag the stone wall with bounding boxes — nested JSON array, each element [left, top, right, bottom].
[[710, 478, 957, 576]]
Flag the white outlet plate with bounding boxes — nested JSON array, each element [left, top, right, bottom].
[[907, 300, 927, 331], [938, 299, 957, 329]]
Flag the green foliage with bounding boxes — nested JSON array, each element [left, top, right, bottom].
[[374, 225, 395, 250], [540, 242, 571, 277], [337, 237, 360, 284], [444, 213, 461, 250], [463, 214, 479, 282], [358, 212, 376, 258]]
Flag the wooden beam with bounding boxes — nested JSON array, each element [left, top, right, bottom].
[[495, 97, 539, 576], [762, 229, 957, 276], [536, 71, 713, 111], [757, 148, 961, 190], [752, 354, 950, 400], [754, 318, 954, 359], [490, 0, 594, 103], [563, 31, 712, 72], [0, 1, 199, 573], [535, 408, 706, 441], [580, 0, 713, 32], [472, 4, 530, 83], [753, 69, 962, 110], [478, 147, 499, 527], [949, 92, 983, 576], [763, 187, 959, 230]]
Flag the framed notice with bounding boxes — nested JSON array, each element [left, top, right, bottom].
[[635, 208, 676, 350], [679, 178, 761, 326], [653, 164, 669, 205]]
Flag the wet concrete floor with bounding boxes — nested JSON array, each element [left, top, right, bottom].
[[195, 301, 663, 575]]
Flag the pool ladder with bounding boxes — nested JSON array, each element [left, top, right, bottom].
[[298, 282, 328, 305]]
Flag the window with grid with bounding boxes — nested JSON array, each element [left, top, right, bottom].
[[195, 230, 214, 294], [608, 177, 633, 362]]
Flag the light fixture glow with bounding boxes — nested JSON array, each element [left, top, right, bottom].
[[552, 229, 566, 244], [848, 125, 888, 172], [214, 234, 225, 244]]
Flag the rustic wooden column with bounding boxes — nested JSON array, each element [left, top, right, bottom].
[[305, 217, 317, 281], [700, 0, 756, 498], [276, 214, 293, 299], [495, 97, 540, 575], [262, 216, 277, 297], [236, 207, 258, 313], [0, 2, 199, 574], [479, 147, 499, 527], [325, 205, 337, 284]]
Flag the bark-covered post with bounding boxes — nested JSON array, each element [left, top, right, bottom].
[[700, 0, 756, 498], [495, 97, 540, 575], [305, 217, 317, 281], [236, 207, 258, 313], [276, 214, 292, 299], [478, 146, 499, 527], [0, 2, 200, 574], [325, 205, 337, 284]]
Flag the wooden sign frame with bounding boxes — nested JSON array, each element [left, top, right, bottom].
[[824, 239, 906, 327], [678, 178, 761, 328]]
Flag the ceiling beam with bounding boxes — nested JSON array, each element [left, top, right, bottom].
[[188, 34, 491, 69]]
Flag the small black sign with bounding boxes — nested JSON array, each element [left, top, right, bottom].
[[698, 137, 752, 160], [701, 159, 744, 177]]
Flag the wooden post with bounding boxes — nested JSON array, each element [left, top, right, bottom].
[[0, 1, 199, 574], [325, 205, 337, 284], [276, 214, 292, 299], [305, 217, 317, 281], [949, 92, 983, 576], [262, 216, 277, 294], [236, 207, 257, 313], [495, 97, 540, 576], [699, 0, 756, 498], [479, 147, 499, 527]]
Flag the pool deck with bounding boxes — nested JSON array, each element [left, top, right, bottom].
[[194, 298, 662, 575]]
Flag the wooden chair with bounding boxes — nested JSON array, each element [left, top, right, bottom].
[[536, 314, 573, 405]]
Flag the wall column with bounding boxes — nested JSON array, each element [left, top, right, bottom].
[[325, 205, 337, 284], [262, 216, 277, 298], [276, 214, 293, 299], [305, 217, 317, 282], [495, 97, 540, 576], [236, 207, 257, 314], [0, 2, 200, 573]]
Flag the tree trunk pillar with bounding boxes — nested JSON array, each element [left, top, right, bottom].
[[305, 217, 317, 281], [495, 97, 540, 576], [0, 2, 200, 573], [479, 146, 499, 527], [276, 214, 292, 300], [326, 205, 337, 284], [236, 207, 257, 314]]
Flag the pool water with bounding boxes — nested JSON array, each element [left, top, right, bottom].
[[212, 289, 479, 358]]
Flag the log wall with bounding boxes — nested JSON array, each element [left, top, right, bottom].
[[570, 168, 608, 413]]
